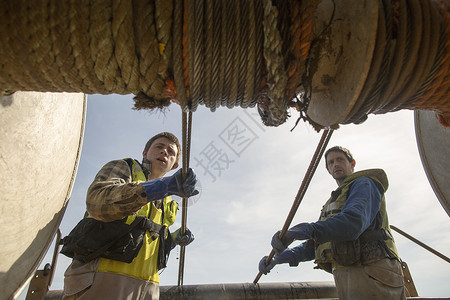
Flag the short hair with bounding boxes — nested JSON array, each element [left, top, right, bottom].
[[144, 132, 181, 165], [324, 146, 354, 170]]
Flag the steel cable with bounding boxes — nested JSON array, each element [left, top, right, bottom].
[[208, 0, 222, 111], [375, 0, 409, 112], [172, 0, 187, 109], [203, 0, 213, 110], [0, 0, 449, 126], [242, 0, 257, 108], [412, 1, 450, 113], [401, 0, 446, 108]]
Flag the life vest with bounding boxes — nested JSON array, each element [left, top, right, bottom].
[[96, 158, 178, 283], [314, 169, 400, 273]]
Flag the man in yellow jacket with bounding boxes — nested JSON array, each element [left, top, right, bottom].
[[259, 146, 406, 300], [63, 132, 198, 300]]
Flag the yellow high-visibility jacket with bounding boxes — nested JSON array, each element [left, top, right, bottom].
[[97, 158, 178, 283]]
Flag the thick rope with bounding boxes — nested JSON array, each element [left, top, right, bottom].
[[172, 0, 187, 109], [259, 0, 289, 127], [404, 0, 450, 126], [203, 0, 213, 110], [374, 0, 408, 113], [189, 0, 204, 111], [235, 1, 250, 108], [385, 0, 439, 113], [253, 128, 334, 284], [242, 0, 257, 108], [0, 0, 449, 127], [207, 0, 221, 111]]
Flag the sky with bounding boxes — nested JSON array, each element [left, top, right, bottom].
[[19, 93, 450, 298]]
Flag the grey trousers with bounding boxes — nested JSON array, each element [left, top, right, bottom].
[[63, 260, 159, 300], [333, 258, 406, 300]]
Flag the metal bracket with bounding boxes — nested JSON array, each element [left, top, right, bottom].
[[26, 229, 62, 300], [402, 261, 419, 297]]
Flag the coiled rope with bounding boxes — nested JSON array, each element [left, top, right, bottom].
[[341, 0, 450, 126], [0, 0, 448, 127]]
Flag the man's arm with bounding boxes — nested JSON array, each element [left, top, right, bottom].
[[259, 241, 315, 274], [86, 160, 148, 222], [309, 177, 382, 244], [286, 241, 316, 266]]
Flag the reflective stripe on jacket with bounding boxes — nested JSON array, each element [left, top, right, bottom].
[[314, 169, 399, 272], [96, 158, 178, 283]]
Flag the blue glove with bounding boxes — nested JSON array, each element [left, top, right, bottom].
[[171, 227, 195, 247], [259, 256, 276, 275], [258, 250, 296, 274], [271, 223, 311, 254], [141, 168, 199, 202]]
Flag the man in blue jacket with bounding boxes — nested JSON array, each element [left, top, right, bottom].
[[259, 146, 406, 299]]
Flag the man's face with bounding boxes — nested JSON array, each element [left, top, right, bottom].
[[143, 137, 179, 178], [326, 151, 355, 184]]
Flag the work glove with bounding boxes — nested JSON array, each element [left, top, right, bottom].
[[172, 227, 195, 247], [258, 249, 296, 275], [142, 168, 199, 202], [271, 223, 311, 254], [259, 256, 276, 275]]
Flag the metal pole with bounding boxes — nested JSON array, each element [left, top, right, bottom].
[[161, 281, 338, 300], [390, 225, 450, 263], [178, 111, 193, 286], [254, 129, 333, 283]]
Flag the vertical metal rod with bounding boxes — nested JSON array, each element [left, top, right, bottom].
[[253, 129, 333, 284], [178, 111, 193, 286]]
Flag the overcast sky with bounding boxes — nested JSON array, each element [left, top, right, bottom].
[[20, 94, 450, 298]]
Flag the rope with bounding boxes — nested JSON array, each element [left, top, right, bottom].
[[203, 0, 213, 110], [70, 1, 105, 94], [259, 0, 288, 126], [235, 0, 248, 108], [178, 110, 193, 287], [403, 0, 450, 126], [385, 0, 439, 113], [242, 0, 256, 108], [182, 0, 189, 104], [172, 0, 187, 109], [0, 0, 449, 127], [253, 128, 333, 284], [375, 0, 408, 114], [285, 0, 315, 101]]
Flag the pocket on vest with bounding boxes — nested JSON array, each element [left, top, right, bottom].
[[331, 239, 360, 266]]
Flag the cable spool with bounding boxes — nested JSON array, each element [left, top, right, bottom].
[[306, 0, 449, 128], [0, 0, 448, 128], [307, 0, 449, 128], [305, 0, 380, 127]]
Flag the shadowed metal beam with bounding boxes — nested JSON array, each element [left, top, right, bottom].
[[43, 282, 450, 300], [160, 281, 337, 300]]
